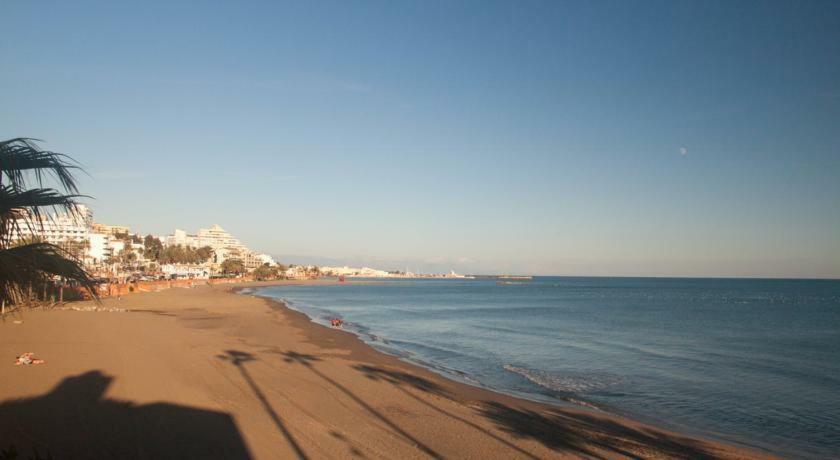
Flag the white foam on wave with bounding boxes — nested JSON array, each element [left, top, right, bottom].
[[503, 364, 622, 395], [567, 398, 603, 411]]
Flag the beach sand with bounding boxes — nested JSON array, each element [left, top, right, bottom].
[[0, 281, 770, 459]]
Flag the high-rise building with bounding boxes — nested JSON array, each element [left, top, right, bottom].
[[11, 204, 93, 245], [163, 224, 272, 269]]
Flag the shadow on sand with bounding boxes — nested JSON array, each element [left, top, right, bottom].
[[0, 370, 251, 459], [0, 356, 725, 459], [218, 350, 309, 460], [223, 348, 725, 460], [278, 350, 443, 459], [354, 364, 543, 459], [353, 363, 723, 460], [478, 401, 723, 459]]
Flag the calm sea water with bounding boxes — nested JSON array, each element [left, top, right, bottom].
[[251, 277, 840, 458]]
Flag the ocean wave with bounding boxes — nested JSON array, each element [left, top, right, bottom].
[[386, 338, 476, 361], [567, 398, 603, 411], [503, 364, 623, 395]]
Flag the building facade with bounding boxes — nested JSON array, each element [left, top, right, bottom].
[[163, 224, 273, 270]]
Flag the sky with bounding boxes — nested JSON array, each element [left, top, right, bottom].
[[2, 1, 839, 277]]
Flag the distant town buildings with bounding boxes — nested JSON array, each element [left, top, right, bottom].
[[10, 205, 464, 281], [90, 223, 131, 235], [160, 264, 210, 279], [164, 224, 274, 269], [10, 205, 276, 277], [11, 204, 93, 246], [318, 266, 469, 279], [10, 204, 107, 266], [320, 266, 395, 277]]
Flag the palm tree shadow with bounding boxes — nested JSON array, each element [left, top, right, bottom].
[[0, 370, 251, 459], [353, 364, 542, 459], [328, 429, 368, 459], [277, 351, 442, 459], [352, 364, 448, 395], [218, 349, 308, 460], [352, 364, 724, 459], [479, 401, 723, 459], [279, 350, 321, 368]]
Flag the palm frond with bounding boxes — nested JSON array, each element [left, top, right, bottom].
[[0, 185, 85, 216], [0, 243, 97, 304], [0, 137, 96, 306], [0, 138, 82, 194], [0, 186, 89, 248]]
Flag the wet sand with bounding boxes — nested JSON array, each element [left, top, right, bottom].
[[0, 281, 772, 459]]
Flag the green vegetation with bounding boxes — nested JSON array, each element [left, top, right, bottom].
[[221, 258, 245, 275], [140, 235, 211, 267], [0, 138, 96, 307], [112, 231, 140, 244], [252, 263, 279, 280], [118, 245, 137, 265], [143, 234, 163, 260], [160, 245, 213, 265]]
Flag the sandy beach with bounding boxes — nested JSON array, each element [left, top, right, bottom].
[[0, 281, 770, 459]]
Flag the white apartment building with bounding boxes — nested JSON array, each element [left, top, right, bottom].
[[10, 205, 139, 269], [11, 204, 93, 245], [90, 223, 131, 235], [161, 264, 210, 279], [257, 253, 276, 266], [12, 206, 272, 273], [196, 224, 250, 261], [166, 229, 196, 247], [163, 224, 271, 269], [319, 266, 393, 277], [87, 233, 109, 265]]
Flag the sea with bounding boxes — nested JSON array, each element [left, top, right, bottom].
[[249, 277, 840, 458]]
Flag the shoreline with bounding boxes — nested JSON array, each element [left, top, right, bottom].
[[235, 280, 773, 459], [243, 283, 751, 451], [241, 285, 709, 444], [243, 285, 621, 408], [0, 280, 774, 459]]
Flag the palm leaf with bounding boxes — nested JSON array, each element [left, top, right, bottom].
[[0, 185, 89, 246], [0, 243, 97, 304], [0, 138, 83, 194], [0, 185, 85, 215], [0, 137, 97, 306]]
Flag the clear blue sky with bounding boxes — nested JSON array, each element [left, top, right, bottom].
[[2, 1, 839, 277]]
